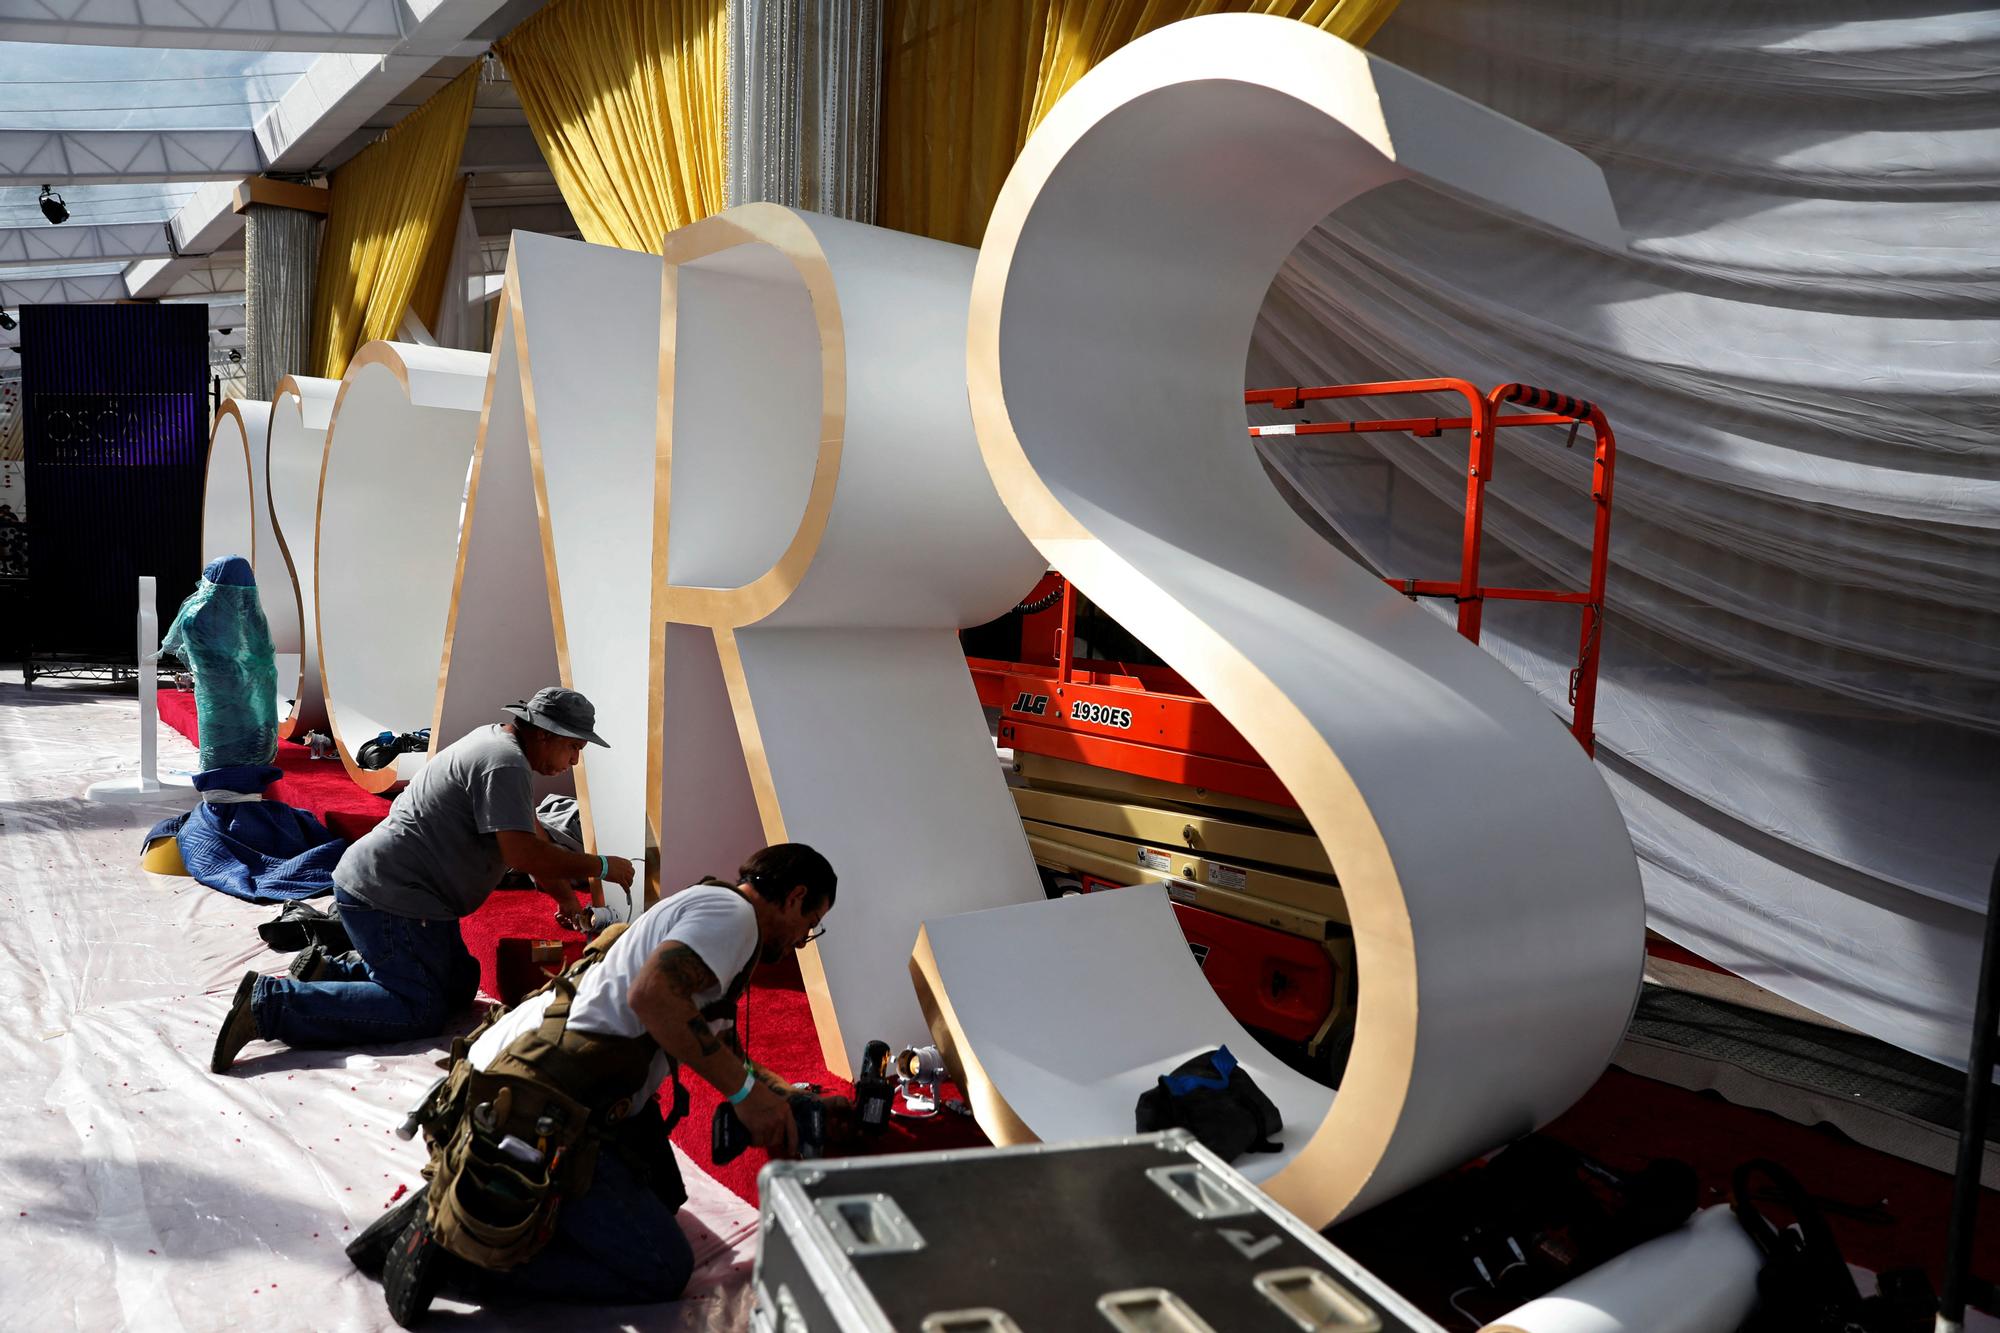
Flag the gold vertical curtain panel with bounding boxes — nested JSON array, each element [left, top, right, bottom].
[[408, 173, 470, 334], [308, 65, 479, 379], [879, 0, 1403, 247], [496, 0, 729, 254]]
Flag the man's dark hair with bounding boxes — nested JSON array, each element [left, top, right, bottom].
[[740, 843, 837, 914]]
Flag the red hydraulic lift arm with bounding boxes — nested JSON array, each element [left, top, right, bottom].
[[1246, 378, 1616, 755]]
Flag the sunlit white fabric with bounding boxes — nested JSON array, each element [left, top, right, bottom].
[[1249, 0, 1999, 1068]]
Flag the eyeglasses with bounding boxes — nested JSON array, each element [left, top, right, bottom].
[[801, 924, 827, 945]]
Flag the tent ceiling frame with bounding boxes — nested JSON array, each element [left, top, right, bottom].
[[0, 128, 262, 185], [0, 1, 438, 55], [0, 218, 174, 269], [0, 0, 543, 305]]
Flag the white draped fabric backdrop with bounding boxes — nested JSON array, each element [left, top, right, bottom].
[[435, 188, 487, 353], [1247, 0, 1999, 1070]]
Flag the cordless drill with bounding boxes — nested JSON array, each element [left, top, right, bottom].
[[711, 1089, 828, 1165], [853, 1040, 894, 1136]]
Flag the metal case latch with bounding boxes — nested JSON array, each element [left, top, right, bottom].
[[1096, 1288, 1218, 1332], [751, 1281, 810, 1333], [1144, 1163, 1258, 1220], [812, 1192, 926, 1257], [1253, 1267, 1383, 1331], [920, 1309, 1024, 1333]]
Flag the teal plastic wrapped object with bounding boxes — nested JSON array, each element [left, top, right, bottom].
[[162, 555, 280, 770]]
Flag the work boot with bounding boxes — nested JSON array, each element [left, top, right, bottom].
[[346, 1184, 429, 1279], [382, 1214, 450, 1328], [210, 971, 261, 1074], [287, 943, 331, 984], [257, 900, 327, 952]]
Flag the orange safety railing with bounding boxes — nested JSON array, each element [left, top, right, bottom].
[[1245, 378, 1616, 756]]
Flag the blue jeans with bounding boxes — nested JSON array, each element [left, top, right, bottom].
[[458, 1151, 693, 1306], [252, 889, 481, 1047]]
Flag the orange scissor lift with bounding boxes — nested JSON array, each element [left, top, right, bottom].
[[967, 379, 1618, 1073]]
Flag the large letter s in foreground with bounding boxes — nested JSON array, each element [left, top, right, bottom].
[[932, 14, 1643, 1225]]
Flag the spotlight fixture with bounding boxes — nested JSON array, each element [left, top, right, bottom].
[[896, 1044, 947, 1083], [893, 1043, 949, 1116], [218, 326, 232, 335], [0, 309, 14, 331], [228, 348, 242, 364], [38, 185, 68, 225]]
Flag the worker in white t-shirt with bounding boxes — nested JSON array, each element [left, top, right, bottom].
[[352, 842, 837, 1312]]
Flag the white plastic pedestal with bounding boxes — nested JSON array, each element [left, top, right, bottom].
[[85, 575, 197, 804]]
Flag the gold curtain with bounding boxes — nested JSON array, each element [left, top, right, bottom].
[[308, 65, 479, 378], [408, 174, 469, 335], [879, 0, 1403, 247], [495, 0, 728, 254]]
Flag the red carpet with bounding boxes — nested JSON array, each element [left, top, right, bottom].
[[158, 688, 986, 1204], [156, 688, 398, 842]]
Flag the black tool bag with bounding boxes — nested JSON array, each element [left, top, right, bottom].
[[1134, 1046, 1282, 1162], [416, 924, 657, 1271]]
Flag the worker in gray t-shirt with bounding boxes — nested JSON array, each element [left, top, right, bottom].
[[212, 686, 638, 1073]]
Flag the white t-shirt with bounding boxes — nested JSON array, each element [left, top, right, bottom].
[[469, 884, 760, 1114]]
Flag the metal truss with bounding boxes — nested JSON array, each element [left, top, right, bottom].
[[0, 0, 413, 52], [150, 262, 246, 299], [0, 270, 128, 305], [126, 258, 246, 299], [0, 220, 175, 271], [0, 260, 241, 308], [0, 293, 243, 349], [0, 129, 263, 186]]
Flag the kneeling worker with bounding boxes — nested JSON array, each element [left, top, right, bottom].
[[352, 842, 836, 1323], [213, 686, 636, 1072]]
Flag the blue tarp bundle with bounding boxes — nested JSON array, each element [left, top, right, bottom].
[[145, 766, 346, 903]]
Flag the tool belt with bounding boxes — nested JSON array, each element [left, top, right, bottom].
[[409, 922, 675, 1272]]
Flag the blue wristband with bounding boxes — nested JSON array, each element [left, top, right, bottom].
[[597, 854, 608, 879], [726, 1067, 757, 1105]]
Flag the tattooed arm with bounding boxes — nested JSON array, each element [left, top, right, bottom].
[[717, 1026, 796, 1099], [626, 941, 737, 1090], [627, 939, 799, 1155]]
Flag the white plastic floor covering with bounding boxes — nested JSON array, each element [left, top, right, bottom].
[[0, 680, 756, 1331]]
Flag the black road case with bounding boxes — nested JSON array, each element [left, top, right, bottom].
[[751, 1129, 1445, 1332]]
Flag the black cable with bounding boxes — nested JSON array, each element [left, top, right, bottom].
[[1733, 1158, 1864, 1328], [1939, 849, 2000, 1325], [1015, 586, 1064, 614]]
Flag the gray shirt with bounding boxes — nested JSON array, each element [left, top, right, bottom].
[[335, 724, 537, 920]]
